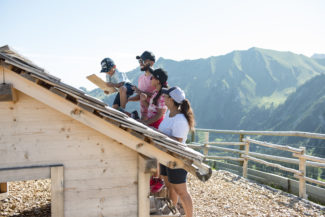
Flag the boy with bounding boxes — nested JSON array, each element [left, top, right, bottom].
[[100, 57, 135, 113]]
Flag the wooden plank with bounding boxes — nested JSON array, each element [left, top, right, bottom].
[[293, 153, 325, 164], [207, 145, 245, 154], [194, 128, 325, 140], [138, 155, 151, 217], [298, 147, 307, 199], [242, 142, 250, 178], [0, 83, 17, 102], [249, 151, 299, 164], [4, 68, 187, 172], [86, 74, 117, 94], [51, 166, 64, 217], [50, 87, 68, 98], [207, 141, 246, 146], [0, 166, 50, 182], [203, 132, 209, 156], [244, 138, 303, 154], [204, 156, 244, 161], [244, 155, 302, 175], [0, 183, 8, 193]]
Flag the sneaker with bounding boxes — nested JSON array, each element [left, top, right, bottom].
[[131, 110, 139, 119], [150, 177, 165, 193]]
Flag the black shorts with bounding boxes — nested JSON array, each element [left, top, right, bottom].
[[160, 164, 188, 184], [113, 83, 134, 106]]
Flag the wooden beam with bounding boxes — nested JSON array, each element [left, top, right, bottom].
[[244, 138, 303, 154], [204, 156, 244, 161], [51, 166, 64, 217], [293, 153, 325, 164], [4, 67, 187, 171], [194, 128, 325, 140], [244, 155, 302, 176], [0, 83, 17, 102], [138, 155, 151, 217], [0, 166, 50, 182], [0, 182, 8, 200]]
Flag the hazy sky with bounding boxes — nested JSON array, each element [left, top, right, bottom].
[[1, 0, 324, 89]]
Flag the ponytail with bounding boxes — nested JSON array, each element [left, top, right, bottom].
[[174, 99, 195, 131]]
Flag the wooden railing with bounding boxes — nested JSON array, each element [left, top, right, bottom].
[[188, 129, 325, 199]]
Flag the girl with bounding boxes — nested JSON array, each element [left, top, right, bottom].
[[140, 68, 168, 193], [159, 86, 195, 217], [140, 68, 168, 129]]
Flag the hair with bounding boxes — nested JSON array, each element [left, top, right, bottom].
[[153, 82, 168, 105], [173, 99, 195, 131]]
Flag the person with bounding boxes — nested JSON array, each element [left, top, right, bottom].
[[140, 68, 168, 129], [128, 51, 156, 120], [158, 86, 195, 217], [100, 57, 135, 111], [140, 68, 168, 193]]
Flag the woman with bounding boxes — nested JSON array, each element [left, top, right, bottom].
[[140, 68, 168, 129], [158, 86, 195, 217]]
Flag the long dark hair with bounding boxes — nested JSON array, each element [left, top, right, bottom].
[[173, 99, 195, 131], [151, 68, 168, 106], [153, 82, 168, 105]]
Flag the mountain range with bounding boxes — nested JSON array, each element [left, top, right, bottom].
[[82, 47, 325, 137]]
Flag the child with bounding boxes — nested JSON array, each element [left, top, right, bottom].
[[128, 51, 156, 120], [100, 57, 135, 112], [141, 68, 168, 129]]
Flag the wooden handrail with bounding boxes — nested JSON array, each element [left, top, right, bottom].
[[194, 128, 325, 140], [244, 138, 303, 154]]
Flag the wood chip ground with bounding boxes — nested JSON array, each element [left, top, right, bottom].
[[1, 171, 324, 216]]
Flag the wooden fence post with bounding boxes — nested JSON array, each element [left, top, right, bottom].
[[0, 182, 8, 200], [239, 134, 245, 174], [203, 132, 209, 157], [298, 147, 307, 199], [242, 140, 250, 178], [191, 130, 195, 143]]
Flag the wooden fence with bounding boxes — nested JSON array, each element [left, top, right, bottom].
[[188, 129, 325, 200]]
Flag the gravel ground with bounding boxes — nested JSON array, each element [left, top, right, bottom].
[[188, 170, 325, 217], [1, 170, 325, 216]]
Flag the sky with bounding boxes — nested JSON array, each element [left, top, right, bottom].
[[1, 0, 325, 90]]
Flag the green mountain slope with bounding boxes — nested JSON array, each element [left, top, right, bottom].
[[83, 47, 325, 130]]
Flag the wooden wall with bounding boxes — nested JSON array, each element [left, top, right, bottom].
[[0, 91, 139, 216]]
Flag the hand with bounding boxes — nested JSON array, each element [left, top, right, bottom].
[[104, 90, 110, 94], [132, 86, 140, 94], [140, 93, 147, 102]]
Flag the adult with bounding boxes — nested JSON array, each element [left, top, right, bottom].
[[159, 86, 195, 217], [128, 51, 156, 120]]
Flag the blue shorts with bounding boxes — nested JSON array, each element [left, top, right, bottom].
[[113, 83, 134, 106], [160, 164, 188, 184]]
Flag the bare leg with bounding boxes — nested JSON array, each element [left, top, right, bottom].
[[119, 86, 128, 109], [162, 176, 178, 206], [172, 183, 193, 217]]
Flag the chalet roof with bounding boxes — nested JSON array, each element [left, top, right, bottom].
[[0, 45, 212, 181]]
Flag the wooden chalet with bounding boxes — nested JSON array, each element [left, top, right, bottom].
[[0, 45, 211, 217]]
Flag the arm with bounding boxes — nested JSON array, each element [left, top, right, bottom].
[[128, 94, 140, 102], [143, 108, 166, 125], [106, 82, 124, 88], [132, 86, 154, 98]]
